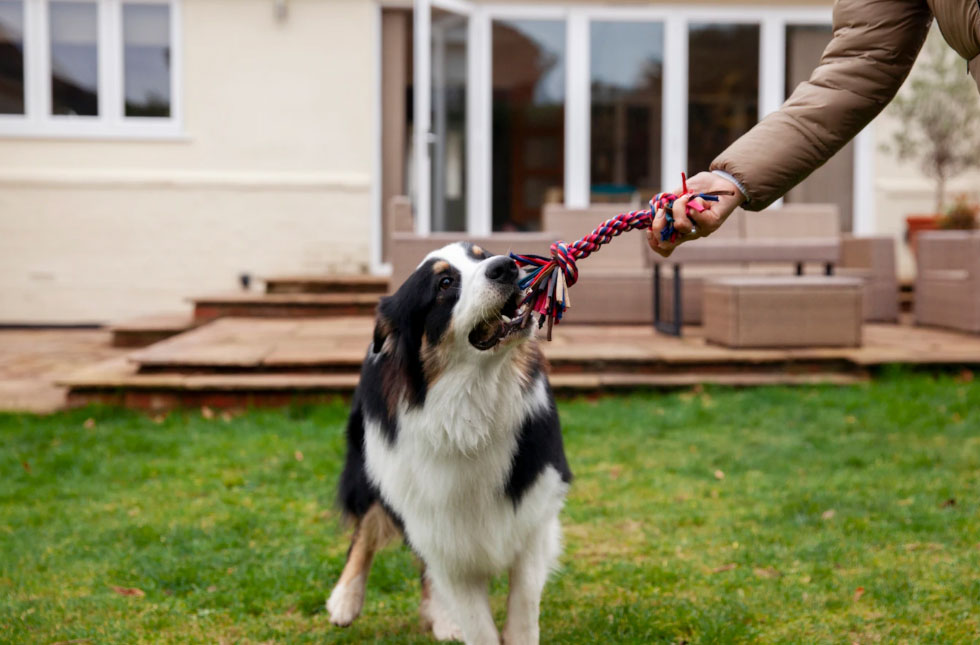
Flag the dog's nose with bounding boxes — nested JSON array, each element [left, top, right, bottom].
[[485, 257, 518, 284]]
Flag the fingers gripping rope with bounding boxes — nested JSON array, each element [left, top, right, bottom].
[[509, 173, 729, 340]]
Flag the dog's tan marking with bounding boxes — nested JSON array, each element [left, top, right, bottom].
[[338, 502, 399, 586], [513, 341, 546, 390], [328, 503, 401, 627], [471, 245, 485, 257], [421, 329, 452, 387], [433, 260, 450, 274]]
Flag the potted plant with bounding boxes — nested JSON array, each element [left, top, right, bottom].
[[938, 194, 980, 230], [884, 29, 980, 253]]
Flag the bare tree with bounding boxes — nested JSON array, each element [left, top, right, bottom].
[[886, 28, 980, 212]]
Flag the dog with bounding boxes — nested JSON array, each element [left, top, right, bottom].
[[326, 242, 572, 645]]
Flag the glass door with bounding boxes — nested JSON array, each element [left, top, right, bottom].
[[414, 0, 475, 234]]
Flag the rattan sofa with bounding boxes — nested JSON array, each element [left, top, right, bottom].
[[915, 231, 980, 333]]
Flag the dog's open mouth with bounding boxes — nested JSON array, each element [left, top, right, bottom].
[[468, 291, 531, 351]]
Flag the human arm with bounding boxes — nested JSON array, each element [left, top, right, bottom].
[[710, 0, 933, 211]]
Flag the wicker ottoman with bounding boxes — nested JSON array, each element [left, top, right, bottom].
[[703, 276, 864, 348]]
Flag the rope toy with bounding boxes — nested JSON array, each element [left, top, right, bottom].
[[509, 173, 734, 340]]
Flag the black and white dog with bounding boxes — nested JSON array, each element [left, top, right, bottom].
[[326, 242, 572, 645]]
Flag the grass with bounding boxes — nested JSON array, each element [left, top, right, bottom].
[[2, 370, 979, 644]]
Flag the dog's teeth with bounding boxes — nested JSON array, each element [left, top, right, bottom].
[[502, 315, 512, 323]]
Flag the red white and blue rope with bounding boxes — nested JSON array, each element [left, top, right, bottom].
[[510, 173, 726, 339]]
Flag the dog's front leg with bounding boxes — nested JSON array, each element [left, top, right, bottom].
[[428, 569, 499, 645], [503, 518, 561, 645]]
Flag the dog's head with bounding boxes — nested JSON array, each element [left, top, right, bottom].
[[374, 241, 532, 356], [371, 242, 534, 402]]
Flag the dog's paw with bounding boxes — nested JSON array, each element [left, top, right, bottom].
[[421, 593, 464, 642], [431, 616, 465, 642], [326, 577, 365, 627]]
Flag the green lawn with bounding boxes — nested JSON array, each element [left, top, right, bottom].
[[2, 370, 979, 644]]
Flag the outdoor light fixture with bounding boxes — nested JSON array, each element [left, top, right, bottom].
[[274, 0, 288, 22]]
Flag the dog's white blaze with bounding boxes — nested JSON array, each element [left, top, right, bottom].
[[421, 244, 516, 340]]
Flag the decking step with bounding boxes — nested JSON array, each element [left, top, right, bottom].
[[264, 274, 389, 295], [125, 317, 870, 376], [60, 357, 867, 411], [109, 312, 196, 348], [192, 293, 381, 322]]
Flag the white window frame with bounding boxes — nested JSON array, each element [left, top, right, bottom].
[[0, 0, 182, 139], [396, 2, 874, 258]]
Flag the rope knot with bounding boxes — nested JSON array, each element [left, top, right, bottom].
[[549, 241, 578, 288]]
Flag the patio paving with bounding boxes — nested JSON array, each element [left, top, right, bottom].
[[0, 329, 128, 413]]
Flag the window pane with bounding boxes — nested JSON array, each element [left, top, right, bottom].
[[0, 0, 25, 114], [492, 19, 564, 231], [50, 1, 98, 116], [123, 3, 170, 117], [687, 23, 759, 174], [785, 25, 854, 231], [430, 8, 467, 232], [590, 21, 663, 201]]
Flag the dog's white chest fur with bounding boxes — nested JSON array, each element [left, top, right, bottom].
[[363, 361, 567, 577]]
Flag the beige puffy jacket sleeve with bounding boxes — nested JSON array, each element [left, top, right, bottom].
[[711, 0, 934, 211]]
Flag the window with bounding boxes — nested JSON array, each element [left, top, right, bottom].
[[0, 0, 25, 114], [49, 1, 99, 116], [0, 0, 179, 137], [491, 19, 565, 232], [784, 24, 855, 230], [686, 23, 759, 175], [123, 2, 170, 117], [429, 7, 468, 233], [590, 21, 664, 201]]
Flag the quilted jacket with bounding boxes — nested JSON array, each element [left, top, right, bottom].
[[711, 0, 980, 210]]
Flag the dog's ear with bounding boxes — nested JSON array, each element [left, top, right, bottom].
[[372, 268, 435, 407], [372, 306, 393, 354]]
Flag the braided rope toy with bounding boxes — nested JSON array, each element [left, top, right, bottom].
[[509, 173, 733, 340]]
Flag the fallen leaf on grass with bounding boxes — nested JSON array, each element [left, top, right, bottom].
[[52, 639, 92, 645], [151, 414, 166, 425], [201, 406, 215, 420], [853, 586, 865, 602], [711, 563, 738, 574], [957, 369, 974, 383], [608, 465, 622, 480], [903, 542, 944, 552], [111, 586, 145, 597], [21, 461, 30, 473], [941, 498, 956, 508], [207, 585, 217, 593], [713, 469, 725, 480], [83, 418, 96, 429], [754, 567, 781, 579], [294, 450, 304, 462], [821, 509, 836, 520], [897, 497, 914, 506]]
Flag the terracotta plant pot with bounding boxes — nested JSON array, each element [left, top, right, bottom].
[[905, 214, 940, 255]]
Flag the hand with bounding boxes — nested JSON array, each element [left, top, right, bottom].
[[647, 171, 745, 258]]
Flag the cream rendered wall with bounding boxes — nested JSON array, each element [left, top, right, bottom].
[[0, 0, 378, 324]]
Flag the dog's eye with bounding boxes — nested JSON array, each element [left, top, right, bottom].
[[438, 276, 453, 290]]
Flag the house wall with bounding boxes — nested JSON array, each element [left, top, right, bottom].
[[0, 0, 377, 324]]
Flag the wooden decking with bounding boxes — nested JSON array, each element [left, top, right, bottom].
[[59, 316, 980, 410]]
